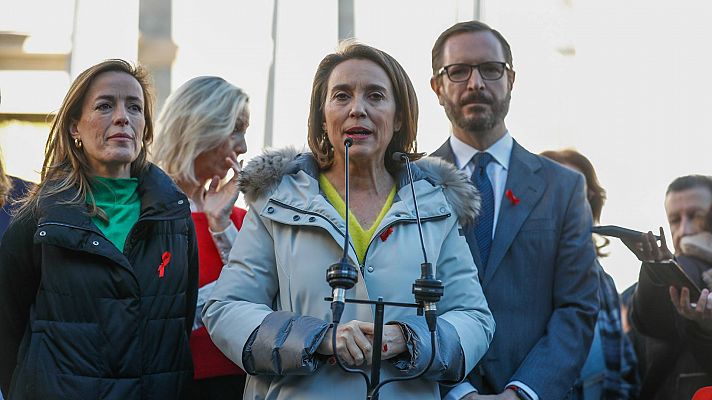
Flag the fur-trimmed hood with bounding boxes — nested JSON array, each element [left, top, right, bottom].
[[238, 147, 480, 226]]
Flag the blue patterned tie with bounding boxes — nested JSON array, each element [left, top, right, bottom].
[[471, 152, 494, 268]]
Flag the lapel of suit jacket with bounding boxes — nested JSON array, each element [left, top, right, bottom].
[[482, 140, 546, 286], [431, 138, 485, 270]]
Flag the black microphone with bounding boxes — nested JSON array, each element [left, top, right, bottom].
[[326, 138, 358, 324], [392, 152, 444, 332]]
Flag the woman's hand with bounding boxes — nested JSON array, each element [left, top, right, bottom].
[[377, 324, 407, 360], [317, 320, 406, 366], [204, 153, 242, 232], [318, 320, 373, 366], [669, 286, 712, 332], [621, 227, 674, 262]]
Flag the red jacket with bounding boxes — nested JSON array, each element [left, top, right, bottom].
[[190, 207, 247, 379]]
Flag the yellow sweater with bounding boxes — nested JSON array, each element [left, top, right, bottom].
[[319, 173, 395, 264]]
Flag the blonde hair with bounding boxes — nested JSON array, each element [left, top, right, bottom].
[[16, 59, 154, 220], [153, 76, 249, 186]]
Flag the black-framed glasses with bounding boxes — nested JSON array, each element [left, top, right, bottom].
[[437, 62, 511, 82]]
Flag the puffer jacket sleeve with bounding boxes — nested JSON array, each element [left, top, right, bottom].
[[202, 204, 328, 376], [388, 217, 494, 384], [0, 215, 41, 396], [184, 217, 199, 338]]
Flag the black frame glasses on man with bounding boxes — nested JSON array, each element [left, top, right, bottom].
[[437, 62, 512, 83]]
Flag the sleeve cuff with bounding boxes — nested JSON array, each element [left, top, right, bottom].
[[242, 311, 329, 375], [507, 381, 538, 400], [443, 381, 477, 400], [210, 222, 239, 264]]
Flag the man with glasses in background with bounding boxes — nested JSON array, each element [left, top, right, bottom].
[[430, 21, 599, 400]]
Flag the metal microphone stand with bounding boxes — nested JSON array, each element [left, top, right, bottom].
[[325, 147, 443, 400]]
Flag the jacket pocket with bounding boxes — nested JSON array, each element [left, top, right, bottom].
[[30, 320, 106, 399]]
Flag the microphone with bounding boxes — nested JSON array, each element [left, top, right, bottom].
[[326, 138, 358, 323], [392, 152, 444, 332]]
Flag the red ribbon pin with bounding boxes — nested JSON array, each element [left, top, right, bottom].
[[505, 189, 520, 206], [158, 251, 171, 278], [380, 226, 394, 242]]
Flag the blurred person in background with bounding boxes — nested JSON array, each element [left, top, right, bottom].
[[0, 59, 198, 399], [623, 175, 712, 399], [541, 149, 639, 399], [0, 149, 33, 242], [202, 41, 495, 399], [0, 92, 34, 243], [153, 76, 250, 399]]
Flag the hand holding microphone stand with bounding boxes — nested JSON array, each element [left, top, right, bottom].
[[325, 139, 444, 399]]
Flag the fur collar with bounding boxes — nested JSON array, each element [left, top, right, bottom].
[[238, 147, 480, 226]]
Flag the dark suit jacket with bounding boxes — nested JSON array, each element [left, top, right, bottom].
[[433, 138, 598, 400]]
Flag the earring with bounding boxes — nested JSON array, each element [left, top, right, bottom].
[[74, 137, 82, 149]]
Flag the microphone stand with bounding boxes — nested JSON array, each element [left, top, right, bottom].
[[325, 146, 443, 400]]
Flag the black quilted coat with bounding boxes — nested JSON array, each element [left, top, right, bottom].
[[0, 164, 198, 399]]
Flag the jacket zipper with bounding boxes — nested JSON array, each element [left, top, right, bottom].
[[268, 198, 451, 275], [359, 214, 451, 273]]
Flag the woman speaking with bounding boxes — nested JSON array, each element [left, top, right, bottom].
[[203, 43, 494, 399]]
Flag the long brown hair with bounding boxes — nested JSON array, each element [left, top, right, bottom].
[[540, 149, 609, 257], [16, 59, 155, 220], [307, 41, 420, 174]]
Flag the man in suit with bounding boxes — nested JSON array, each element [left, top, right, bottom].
[[430, 21, 599, 400]]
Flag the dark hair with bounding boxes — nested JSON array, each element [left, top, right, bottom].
[[431, 20, 513, 76], [541, 149, 609, 257], [307, 41, 420, 174], [666, 175, 712, 196], [16, 59, 155, 220], [666, 175, 712, 234]]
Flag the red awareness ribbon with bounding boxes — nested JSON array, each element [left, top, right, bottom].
[[158, 251, 171, 278], [380, 226, 394, 242], [505, 189, 520, 206]]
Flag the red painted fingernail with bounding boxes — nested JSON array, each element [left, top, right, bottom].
[[383, 343, 388, 352]]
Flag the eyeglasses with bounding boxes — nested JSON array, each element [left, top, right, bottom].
[[437, 62, 511, 82]]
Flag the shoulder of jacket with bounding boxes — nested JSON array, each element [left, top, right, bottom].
[[238, 147, 307, 204], [414, 156, 480, 226]]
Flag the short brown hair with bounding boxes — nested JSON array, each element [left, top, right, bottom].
[[431, 20, 513, 76], [17, 59, 155, 219], [307, 41, 420, 173]]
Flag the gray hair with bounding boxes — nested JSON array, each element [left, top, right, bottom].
[[152, 76, 249, 186]]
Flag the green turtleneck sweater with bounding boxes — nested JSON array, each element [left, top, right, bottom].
[[89, 177, 140, 252]]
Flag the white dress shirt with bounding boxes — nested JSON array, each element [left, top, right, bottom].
[[449, 131, 513, 236]]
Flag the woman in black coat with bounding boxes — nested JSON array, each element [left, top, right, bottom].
[[0, 59, 199, 400]]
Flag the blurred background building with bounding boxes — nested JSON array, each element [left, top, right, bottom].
[[2, 0, 712, 290]]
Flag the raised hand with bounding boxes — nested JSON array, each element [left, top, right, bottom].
[[203, 152, 242, 232], [621, 227, 673, 262], [669, 286, 712, 332]]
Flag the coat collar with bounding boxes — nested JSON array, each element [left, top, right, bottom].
[[37, 163, 189, 227], [239, 147, 480, 227], [482, 141, 546, 285]]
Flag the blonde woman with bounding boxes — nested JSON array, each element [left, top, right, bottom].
[[153, 76, 250, 399]]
